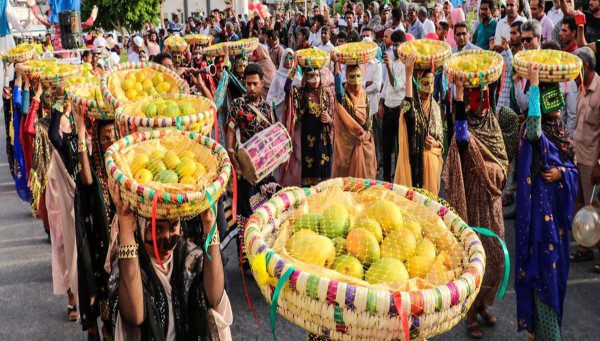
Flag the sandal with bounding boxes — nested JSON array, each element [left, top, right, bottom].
[[67, 305, 78, 321], [570, 248, 594, 262], [478, 307, 497, 327], [467, 318, 483, 339]]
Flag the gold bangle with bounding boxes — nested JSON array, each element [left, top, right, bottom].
[[204, 231, 220, 247], [77, 139, 87, 154], [117, 244, 139, 259]]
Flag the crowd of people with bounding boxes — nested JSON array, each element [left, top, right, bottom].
[[2, 0, 600, 340]]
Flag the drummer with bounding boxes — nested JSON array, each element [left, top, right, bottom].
[[225, 63, 277, 269]]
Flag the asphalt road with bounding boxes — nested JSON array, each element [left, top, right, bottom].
[[1, 116, 600, 340]]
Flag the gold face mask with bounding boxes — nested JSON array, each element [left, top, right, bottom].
[[417, 73, 434, 94], [346, 68, 363, 85]]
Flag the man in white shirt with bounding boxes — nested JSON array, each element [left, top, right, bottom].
[[547, 0, 565, 25], [127, 36, 144, 62], [418, 6, 436, 34], [317, 26, 335, 53], [361, 29, 383, 117], [494, 0, 527, 40], [379, 30, 407, 182], [309, 14, 325, 47], [530, 0, 554, 43]]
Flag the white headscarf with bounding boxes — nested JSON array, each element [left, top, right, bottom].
[[266, 48, 301, 106]]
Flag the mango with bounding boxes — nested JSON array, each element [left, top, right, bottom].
[[414, 238, 437, 264], [365, 258, 409, 284], [130, 153, 149, 174], [155, 169, 179, 184], [405, 255, 434, 278], [286, 230, 336, 268], [404, 219, 423, 240], [178, 150, 196, 160], [293, 213, 321, 233], [332, 236, 346, 254], [380, 227, 416, 261], [346, 228, 380, 265], [179, 102, 196, 116], [365, 199, 403, 235], [134, 168, 153, 184], [319, 204, 351, 238], [143, 103, 158, 118], [146, 159, 167, 176], [180, 175, 196, 185], [353, 217, 383, 242], [162, 150, 181, 169], [175, 157, 196, 178], [332, 254, 364, 279]]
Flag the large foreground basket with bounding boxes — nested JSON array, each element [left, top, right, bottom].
[[444, 50, 504, 88], [101, 61, 189, 110], [204, 38, 259, 57], [512, 50, 582, 83], [333, 42, 378, 66], [244, 178, 485, 340], [399, 39, 451, 70], [67, 82, 111, 120], [115, 94, 216, 136], [104, 129, 231, 219]]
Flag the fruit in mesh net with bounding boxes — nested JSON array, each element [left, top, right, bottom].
[[297, 48, 329, 62], [175, 157, 197, 178], [146, 159, 167, 176], [332, 236, 346, 254], [143, 103, 159, 118], [380, 227, 416, 261], [346, 228, 381, 265], [414, 238, 437, 264], [8, 43, 35, 54], [294, 213, 321, 233], [319, 204, 351, 238], [353, 217, 383, 242], [518, 50, 566, 65], [331, 254, 364, 279], [364, 258, 409, 284], [155, 169, 179, 184], [162, 150, 181, 169], [424, 254, 451, 285], [165, 35, 187, 48], [405, 255, 434, 279], [117, 69, 176, 102], [286, 229, 336, 267], [134, 168, 153, 184], [365, 199, 403, 234], [447, 53, 495, 73], [130, 153, 149, 174], [400, 40, 446, 56], [404, 219, 423, 240]]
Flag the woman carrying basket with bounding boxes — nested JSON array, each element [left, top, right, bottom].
[[514, 63, 578, 340], [443, 71, 509, 339]]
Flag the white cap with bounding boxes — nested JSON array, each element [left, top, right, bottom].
[[133, 36, 144, 48], [93, 37, 106, 49]]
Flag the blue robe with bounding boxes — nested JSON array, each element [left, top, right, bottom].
[[11, 87, 31, 202], [514, 132, 578, 334]]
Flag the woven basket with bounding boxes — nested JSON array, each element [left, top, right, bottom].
[[512, 50, 582, 83], [204, 38, 259, 57], [444, 50, 504, 88], [165, 38, 189, 52], [399, 39, 452, 70], [101, 61, 189, 110], [115, 94, 216, 136], [39, 66, 82, 88], [2, 45, 37, 63], [333, 42, 378, 66], [104, 129, 231, 219], [185, 34, 213, 46], [21, 58, 56, 75], [245, 177, 485, 340], [67, 82, 112, 120], [297, 48, 331, 69]]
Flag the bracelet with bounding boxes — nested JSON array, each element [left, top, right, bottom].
[[77, 139, 87, 154], [117, 244, 139, 259], [203, 231, 220, 247]]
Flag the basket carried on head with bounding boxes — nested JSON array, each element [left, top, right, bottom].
[[39, 64, 82, 88], [115, 94, 216, 136], [185, 34, 213, 46], [101, 61, 189, 111], [2, 44, 38, 63], [67, 82, 112, 120], [164, 36, 189, 52], [333, 41, 379, 66], [399, 39, 452, 70], [512, 49, 582, 83], [104, 129, 231, 220], [296, 47, 331, 69], [204, 38, 259, 57], [245, 177, 487, 340], [444, 50, 504, 88]]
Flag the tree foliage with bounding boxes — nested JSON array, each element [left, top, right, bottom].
[[81, 0, 161, 32]]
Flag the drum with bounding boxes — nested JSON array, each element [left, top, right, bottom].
[[59, 10, 83, 49], [236, 123, 292, 185]]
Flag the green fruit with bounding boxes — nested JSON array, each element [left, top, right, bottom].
[[179, 102, 196, 116], [162, 150, 181, 169], [346, 228, 381, 265], [293, 213, 321, 233], [354, 217, 383, 242], [380, 227, 416, 261], [146, 159, 167, 176], [155, 169, 179, 183], [365, 258, 409, 284], [319, 204, 350, 238], [164, 104, 181, 117], [175, 157, 196, 178], [332, 236, 346, 254], [332, 254, 364, 279]]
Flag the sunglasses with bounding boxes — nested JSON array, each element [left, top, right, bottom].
[[521, 36, 534, 43]]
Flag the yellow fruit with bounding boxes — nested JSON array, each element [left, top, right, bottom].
[[332, 254, 364, 279], [162, 150, 181, 169], [149, 149, 166, 160], [180, 175, 196, 184], [134, 168, 153, 184], [365, 199, 403, 235], [405, 255, 434, 278], [193, 162, 206, 180], [123, 77, 135, 90], [286, 230, 336, 267], [130, 153, 149, 174], [414, 238, 437, 264], [156, 82, 172, 94], [353, 217, 383, 242], [404, 219, 423, 240], [364, 258, 409, 284], [380, 227, 416, 261], [175, 157, 196, 178], [178, 150, 196, 160], [135, 81, 143, 94], [346, 228, 381, 265], [424, 255, 451, 286]]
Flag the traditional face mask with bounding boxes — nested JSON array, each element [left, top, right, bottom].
[[306, 71, 320, 88], [417, 73, 434, 94], [235, 57, 248, 74], [346, 68, 363, 85], [540, 85, 565, 115], [467, 88, 491, 113]]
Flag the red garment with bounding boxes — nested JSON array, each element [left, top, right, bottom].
[[468, 88, 491, 113], [295, 41, 310, 51], [562, 41, 578, 53], [20, 99, 39, 179]]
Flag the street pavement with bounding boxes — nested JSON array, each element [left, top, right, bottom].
[[1, 117, 600, 340]]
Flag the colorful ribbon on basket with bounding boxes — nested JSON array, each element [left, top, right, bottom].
[[151, 195, 164, 270], [471, 226, 510, 299], [266, 249, 295, 341], [203, 191, 218, 260], [392, 291, 410, 341]]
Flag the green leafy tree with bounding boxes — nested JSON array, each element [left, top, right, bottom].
[[81, 0, 161, 33]]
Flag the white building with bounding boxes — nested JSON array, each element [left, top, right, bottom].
[[161, 0, 250, 21]]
